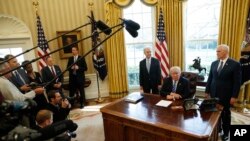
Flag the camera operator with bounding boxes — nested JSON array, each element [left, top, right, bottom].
[[34, 109, 71, 141], [45, 90, 71, 123]]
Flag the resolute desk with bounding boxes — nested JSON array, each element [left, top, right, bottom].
[[100, 93, 221, 141]]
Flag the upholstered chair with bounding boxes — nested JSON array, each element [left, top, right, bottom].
[[244, 80, 250, 109], [233, 84, 245, 111], [181, 72, 198, 98]]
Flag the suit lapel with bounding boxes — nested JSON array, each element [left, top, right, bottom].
[[218, 59, 230, 75]]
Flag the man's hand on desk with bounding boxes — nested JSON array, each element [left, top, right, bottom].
[[166, 93, 182, 100]]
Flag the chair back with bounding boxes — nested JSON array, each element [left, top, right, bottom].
[[233, 84, 245, 110], [244, 80, 250, 109], [181, 72, 198, 98]]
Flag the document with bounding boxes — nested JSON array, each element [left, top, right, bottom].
[[156, 100, 172, 107], [125, 92, 143, 103]]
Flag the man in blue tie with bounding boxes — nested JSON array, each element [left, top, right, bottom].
[[4, 54, 31, 93], [160, 66, 190, 100], [205, 44, 241, 141]]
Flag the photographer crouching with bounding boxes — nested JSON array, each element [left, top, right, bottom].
[[45, 90, 71, 123]]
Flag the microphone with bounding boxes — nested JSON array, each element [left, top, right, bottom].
[[125, 26, 138, 38], [96, 21, 112, 35], [38, 119, 78, 140], [87, 16, 112, 35], [120, 18, 140, 30]]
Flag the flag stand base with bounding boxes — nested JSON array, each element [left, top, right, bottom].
[[95, 96, 104, 103]]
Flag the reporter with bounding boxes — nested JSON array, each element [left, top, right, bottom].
[[0, 58, 44, 101], [22, 60, 48, 111]]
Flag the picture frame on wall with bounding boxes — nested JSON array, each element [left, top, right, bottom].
[[57, 30, 81, 59]]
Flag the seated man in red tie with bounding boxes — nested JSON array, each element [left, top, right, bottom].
[[160, 66, 190, 100], [41, 56, 64, 96]]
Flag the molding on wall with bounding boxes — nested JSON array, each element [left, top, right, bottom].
[[0, 14, 30, 38]]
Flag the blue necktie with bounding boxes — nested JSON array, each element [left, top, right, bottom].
[[15, 71, 25, 85], [217, 61, 223, 75], [172, 81, 177, 92]]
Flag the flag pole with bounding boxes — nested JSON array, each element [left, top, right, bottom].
[[89, 2, 105, 103], [95, 70, 104, 102]]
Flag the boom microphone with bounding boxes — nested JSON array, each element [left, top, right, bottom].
[[87, 16, 112, 35], [96, 21, 112, 35], [38, 119, 78, 140], [120, 18, 140, 30], [125, 26, 138, 38]]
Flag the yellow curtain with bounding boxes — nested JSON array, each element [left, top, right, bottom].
[[218, 0, 250, 60], [105, 2, 129, 98], [156, 0, 184, 69]]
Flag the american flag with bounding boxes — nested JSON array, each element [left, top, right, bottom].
[[37, 15, 50, 70], [91, 11, 107, 80], [155, 9, 170, 78]]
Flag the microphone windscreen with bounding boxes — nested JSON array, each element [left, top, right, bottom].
[[125, 26, 138, 38], [124, 19, 140, 30], [38, 120, 78, 140], [96, 21, 112, 35]]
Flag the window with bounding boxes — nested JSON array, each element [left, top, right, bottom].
[[0, 47, 24, 64], [184, 0, 221, 76], [123, 1, 155, 88]]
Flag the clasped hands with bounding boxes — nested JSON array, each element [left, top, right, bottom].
[[71, 64, 79, 70], [166, 92, 182, 100]]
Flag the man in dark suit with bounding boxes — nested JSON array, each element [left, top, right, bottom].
[[205, 44, 241, 141], [67, 46, 87, 108], [4, 54, 31, 93], [41, 56, 64, 96], [139, 47, 161, 94], [160, 66, 190, 100]]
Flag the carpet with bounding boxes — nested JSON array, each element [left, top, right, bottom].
[[69, 103, 109, 141], [69, 104, 250, 141]]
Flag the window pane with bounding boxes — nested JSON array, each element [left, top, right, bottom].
[[124, 1, 155, 88], [184, 0, 220, 76], [0, 47, 24, 64]]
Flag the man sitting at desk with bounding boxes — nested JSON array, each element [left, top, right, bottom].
[[160, 66, 190, 100]]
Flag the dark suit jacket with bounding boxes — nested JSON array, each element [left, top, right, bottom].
[[67, 56, 87, 84], [41, 65, 63, 92], [139, 57, 161, 90], [9, 68, 30, 93], [205, 58, 241, 107], [160, 76, 190, 99], [45, 103, 70, 123]]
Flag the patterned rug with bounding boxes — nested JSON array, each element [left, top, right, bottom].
[[69, 103, 250, 141]]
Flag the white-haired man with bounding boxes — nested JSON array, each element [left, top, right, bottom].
[[205, 44, 241, 141]]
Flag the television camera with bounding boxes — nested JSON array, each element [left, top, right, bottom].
[[0, 99, 77, 141]]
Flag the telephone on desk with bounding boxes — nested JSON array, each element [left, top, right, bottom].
[[183, 97, 219, 112]]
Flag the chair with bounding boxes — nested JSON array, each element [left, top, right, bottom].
[[233, 84, 245, 111], [244, 80, 250, 109], [181, 72, 198, 98]]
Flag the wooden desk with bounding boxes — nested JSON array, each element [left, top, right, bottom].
[[100, 94, 221, 141]]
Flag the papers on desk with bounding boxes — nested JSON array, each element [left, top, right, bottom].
[[156, 100, 172, 107], [125, 92, 143, 103]]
